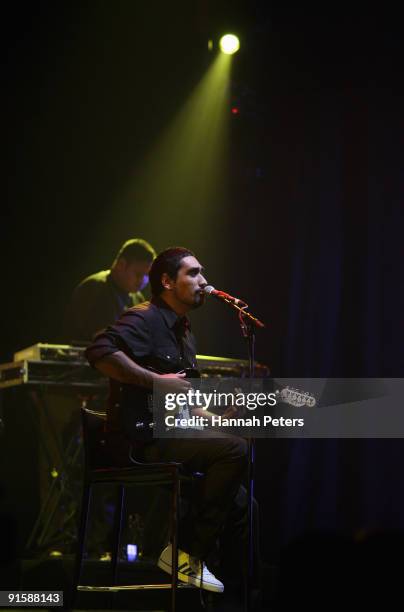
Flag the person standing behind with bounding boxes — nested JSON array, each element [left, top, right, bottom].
[[63, 238, 156, 344]]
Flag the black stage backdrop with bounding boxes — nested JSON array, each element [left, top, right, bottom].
[[2, 1, 404, 566]]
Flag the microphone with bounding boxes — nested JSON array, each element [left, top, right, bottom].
[[203, 285, 246, 307]]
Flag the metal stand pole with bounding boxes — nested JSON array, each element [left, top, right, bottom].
[[206, 293, 265, 612], [238, 315, 256, 612]]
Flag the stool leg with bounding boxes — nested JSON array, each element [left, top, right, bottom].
[[72, 480, 92, 602], [111, 484, 125, 585]]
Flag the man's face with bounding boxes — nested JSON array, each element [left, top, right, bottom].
[[119, 259, 151, 293], [167, 256, 207, 310]]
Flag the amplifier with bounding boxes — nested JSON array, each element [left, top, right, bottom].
[[5, 343, 270, 389], [13, 343, 270, 376], [0, 360, 107, 390], [196, 354, 269, 378], [14, 343, 87, 363]]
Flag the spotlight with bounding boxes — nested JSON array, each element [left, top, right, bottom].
[[219, 34, 240, 55]]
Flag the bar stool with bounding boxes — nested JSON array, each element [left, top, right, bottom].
[[73, 403, 197, 612]]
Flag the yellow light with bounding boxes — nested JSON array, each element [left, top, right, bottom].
[[219, 34, 240, 55]]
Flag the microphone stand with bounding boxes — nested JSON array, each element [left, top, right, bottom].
[[219, 298, 264, 612], [239, 312, 256, 612]]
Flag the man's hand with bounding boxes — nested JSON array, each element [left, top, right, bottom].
[[158, 372, 192, 394]]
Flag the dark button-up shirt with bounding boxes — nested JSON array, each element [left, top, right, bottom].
[[86, 297, 197, 441]]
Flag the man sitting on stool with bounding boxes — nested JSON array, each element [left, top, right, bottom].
[[85, 247, 249, 592]]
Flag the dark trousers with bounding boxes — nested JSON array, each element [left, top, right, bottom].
[[142, 432, 248, 560]]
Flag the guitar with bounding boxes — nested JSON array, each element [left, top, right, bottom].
[[139, 368, 316, 432], [278, 386, 317, 408]]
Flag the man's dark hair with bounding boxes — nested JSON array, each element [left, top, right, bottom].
[[113, 238, 156, 265], [149, 247, 195, 296]]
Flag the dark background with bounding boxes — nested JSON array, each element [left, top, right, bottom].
[[2, 0, 404, 573]]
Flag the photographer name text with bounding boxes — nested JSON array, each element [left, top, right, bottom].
[[164, 414, 304, 428]]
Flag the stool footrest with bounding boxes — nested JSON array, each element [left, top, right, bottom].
[[77, 583, 194, 591]]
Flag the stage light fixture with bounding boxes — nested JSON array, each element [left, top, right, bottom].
[[219, 34, 240, 55]]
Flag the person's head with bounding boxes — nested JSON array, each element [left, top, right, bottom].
[[149, 247, 207, 314], [111, 238, 156, 293]]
